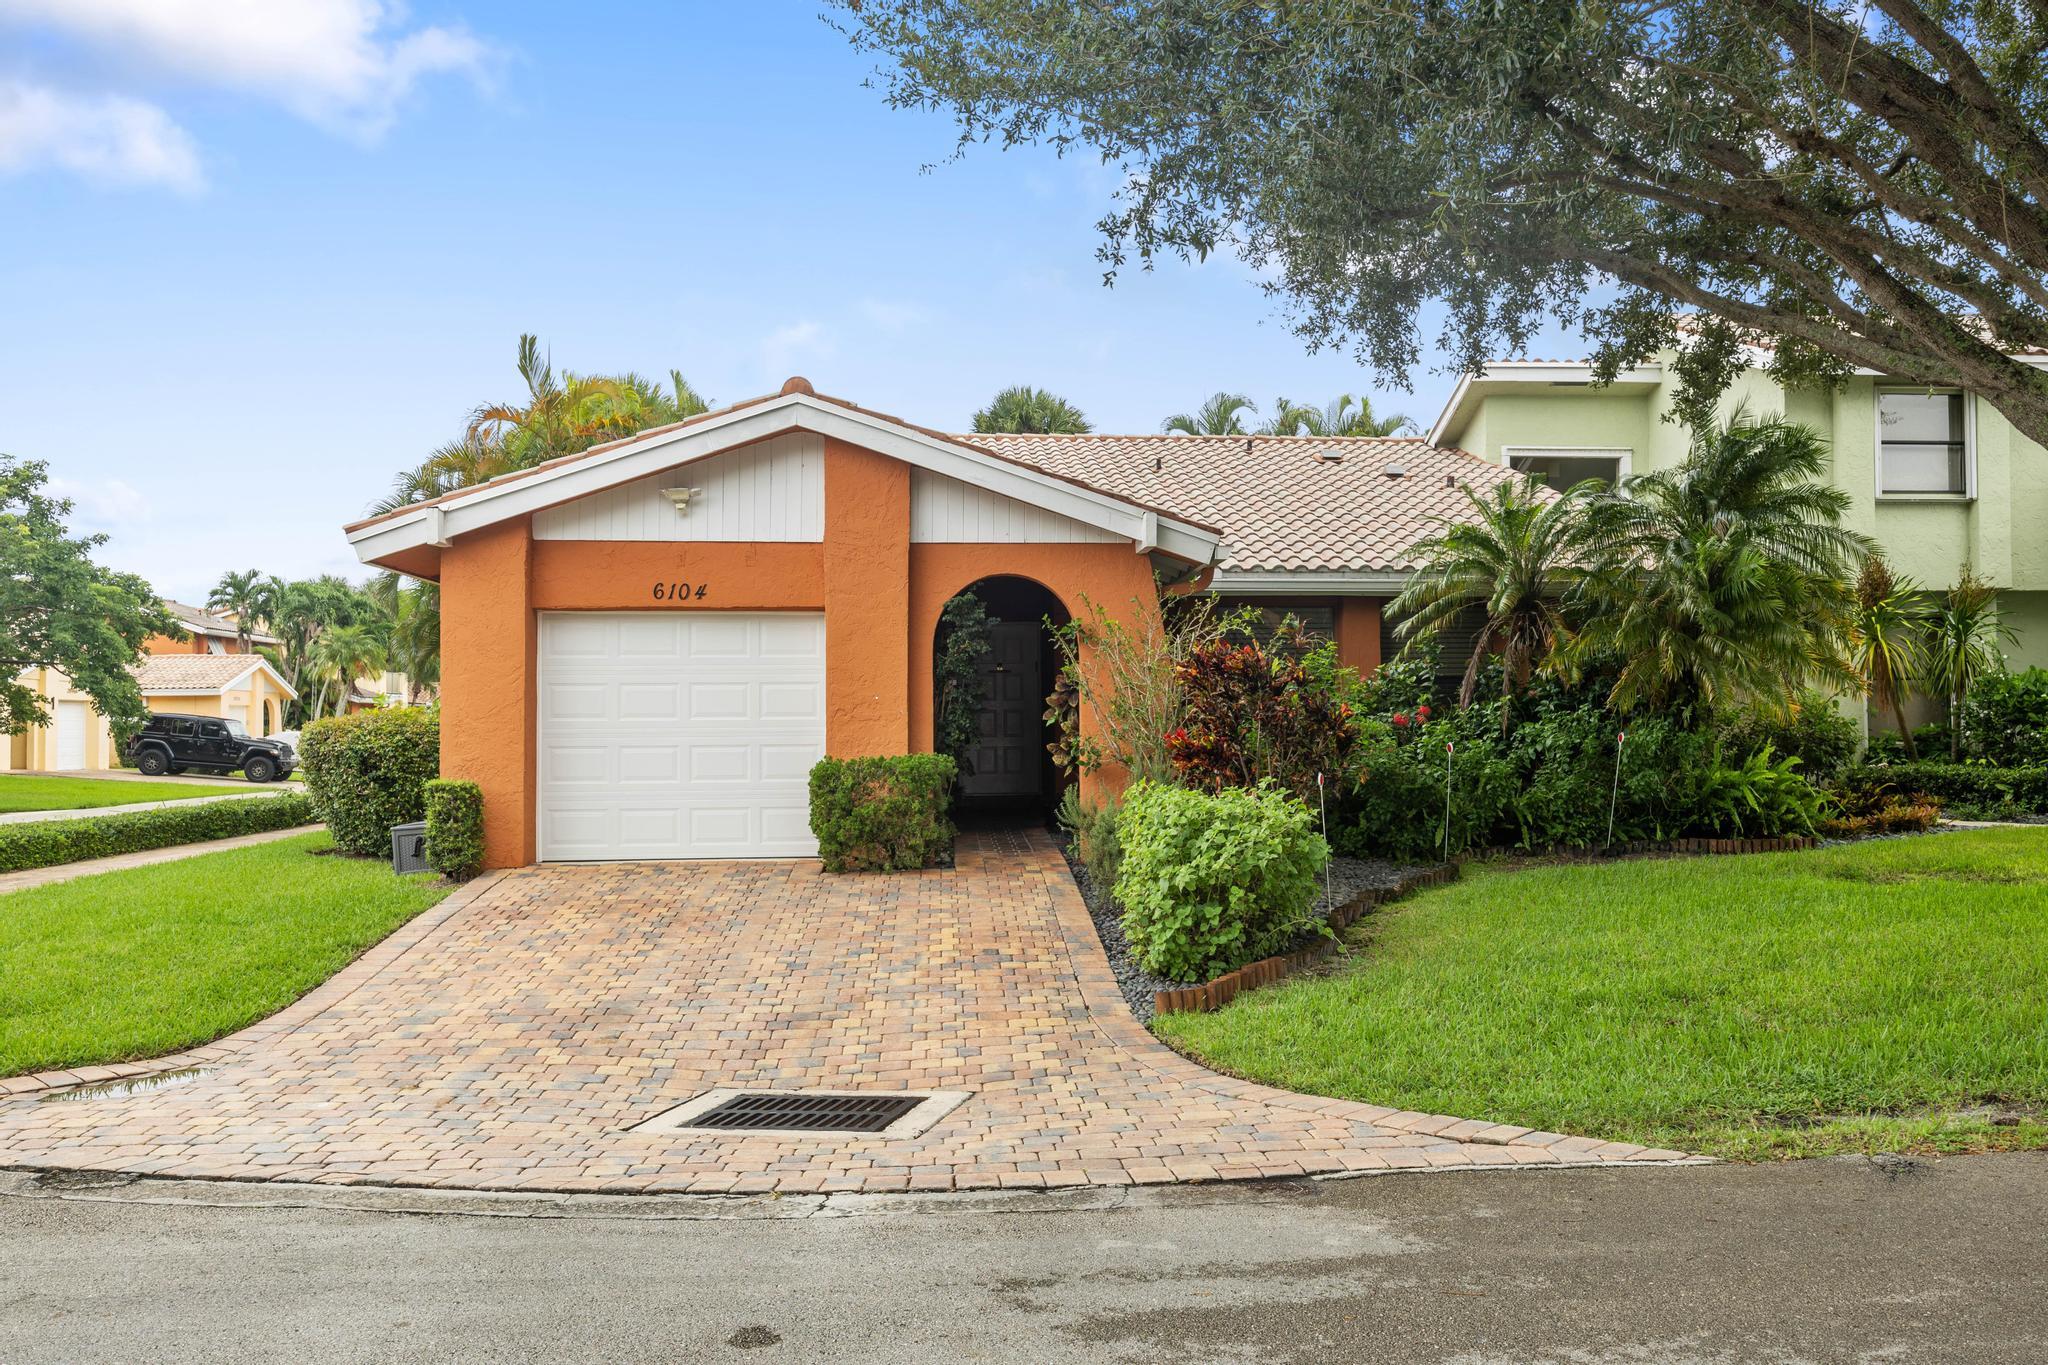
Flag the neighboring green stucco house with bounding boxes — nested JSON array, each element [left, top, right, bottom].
[[1430, 353, 2048, 730]]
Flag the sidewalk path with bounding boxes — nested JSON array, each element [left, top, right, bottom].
[[0, 825, 321, 896]]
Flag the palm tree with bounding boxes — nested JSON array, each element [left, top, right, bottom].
[[971, 385, 1092, 434], [1847, 555, 1931, 757], [1261, 394, 1416, 437], [207, 569, 265, 650], [376, 336, 710, 518], [1926, 565, 2018, 759], [1390, 475, 1607, 721], [1570, 414, 1874, 724], [1162, 392, 1256, 435], [309, 623, 388, 721], [367, 571, 441, 702]]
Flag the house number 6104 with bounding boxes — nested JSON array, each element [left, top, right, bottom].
[[652, 582, 709, 601]]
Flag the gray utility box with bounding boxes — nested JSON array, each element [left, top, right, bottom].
[[391, 821, 430, 875]]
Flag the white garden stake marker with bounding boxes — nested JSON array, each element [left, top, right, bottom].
[[1443, 740, 1455, 864], [1317, 770, 1331, 909], [1606, 729, 1628, 849]]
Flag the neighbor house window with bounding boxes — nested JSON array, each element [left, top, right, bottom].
[[1877, 390, 1971, 495], [1504, 447, 1629, 490]]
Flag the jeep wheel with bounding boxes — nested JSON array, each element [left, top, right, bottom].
[[135, 750, 169, 777], [244, 756, 277, 783]]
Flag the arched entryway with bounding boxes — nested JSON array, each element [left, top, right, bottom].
[[935, 575, 1071, 821]]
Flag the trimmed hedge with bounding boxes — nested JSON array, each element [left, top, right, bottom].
[[0, 794, 315, 874], [808, 754, 957, 873], [300, 707, 440, 857], [424, 779, 485, 881], [1840, 761, 2048, 814]]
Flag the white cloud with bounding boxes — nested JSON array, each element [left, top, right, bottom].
[[48, 475, 154, 530], [0, 79, 202, 190], [0, 0, 493, 140], [759, 321, 834, 380]]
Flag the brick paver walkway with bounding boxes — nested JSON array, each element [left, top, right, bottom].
[[0, 832, 1690, 1192]]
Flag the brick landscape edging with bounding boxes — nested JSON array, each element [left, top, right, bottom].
[[1153, 862, 1462, 1016]]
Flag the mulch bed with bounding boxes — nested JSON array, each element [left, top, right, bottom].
[[1063, 846, 1426, 1025]]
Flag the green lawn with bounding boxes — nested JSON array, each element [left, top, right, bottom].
[[0, 774, 254, 813], [1, 831, 448, 1077], [1156, 829, 2048, 1160]]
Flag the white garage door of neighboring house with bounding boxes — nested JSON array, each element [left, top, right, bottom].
[[54, 701, 88, 769], [538, 612, 826, 861]]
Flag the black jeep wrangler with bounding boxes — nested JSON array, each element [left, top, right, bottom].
[[126, 713, 297, 783]]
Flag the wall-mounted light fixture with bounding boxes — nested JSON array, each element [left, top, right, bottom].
[[660, 486, 701, 512]]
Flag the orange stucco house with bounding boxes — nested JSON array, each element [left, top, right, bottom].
[[346, 379, 1518, 870]]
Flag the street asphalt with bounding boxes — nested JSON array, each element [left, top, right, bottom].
[[2, 1152, 2043, 1363]]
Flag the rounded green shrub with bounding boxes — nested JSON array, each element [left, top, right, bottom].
[[423, 778, 485, 880], [808, 754, 957, 872], [1115, 780, 1330, 982], [299, 706, 440, 857]]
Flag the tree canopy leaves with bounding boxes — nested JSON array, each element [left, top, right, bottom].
[[0, 455, 174, 741], [835, 0, 2048, 446]]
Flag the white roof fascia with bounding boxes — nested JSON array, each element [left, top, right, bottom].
[[1210, 570, 1413, 595], [348, 393, 1221, 567]]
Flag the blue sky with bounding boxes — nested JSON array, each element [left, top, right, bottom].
[[0, 3, 1573, 603]]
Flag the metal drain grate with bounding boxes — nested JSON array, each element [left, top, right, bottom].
[[688, 1091, 927, 1134]]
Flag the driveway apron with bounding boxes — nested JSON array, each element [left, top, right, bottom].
[[0, 831, 1688, 1192]]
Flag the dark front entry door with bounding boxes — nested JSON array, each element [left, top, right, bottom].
[[960, 621, 1042, 800]]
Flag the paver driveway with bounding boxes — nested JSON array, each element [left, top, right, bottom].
[[0, 831, 1688, 1192]]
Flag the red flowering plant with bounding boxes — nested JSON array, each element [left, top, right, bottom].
[[1164, 632, 1360, 802]]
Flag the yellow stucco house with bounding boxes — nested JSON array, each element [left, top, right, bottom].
[[3, 602, 298, 774]]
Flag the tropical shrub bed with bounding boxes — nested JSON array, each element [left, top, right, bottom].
[[808, 754, 957, 872], [299, 706, 440, 857], [1840, 761, 2048, 818]]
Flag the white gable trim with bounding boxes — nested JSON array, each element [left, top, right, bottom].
[[350, 393, 1221, 567], [137, 657, 298, 700]]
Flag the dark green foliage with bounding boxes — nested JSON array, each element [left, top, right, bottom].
[[837, 2, 2048, 451], [971, 385, 1091, 434], [1056, 785, 1122, 895], [933, 594, 992, 773], [299, 707, 441, 857], [1694, 747, 1826, 837], [1958, 668, 2048, 768], [1115, 781, 1330, 981], [423, 779, 485, 881], [1567, 416, 1869, 722], [1840, 762, 2048, 816], [0, 455, 176, 744], [1717, 692, 1861, 782], [1334, 697, 1822, 856], [808, 754, 958, 873], [0, 794, 314, 874], [1339, 720, 1517, 861]]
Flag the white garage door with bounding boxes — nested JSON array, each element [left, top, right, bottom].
[[54, 701, 88, 769], [538, 612, 826, 860]]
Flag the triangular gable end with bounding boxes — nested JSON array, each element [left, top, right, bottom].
[[346, 387, 1221, 574]]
